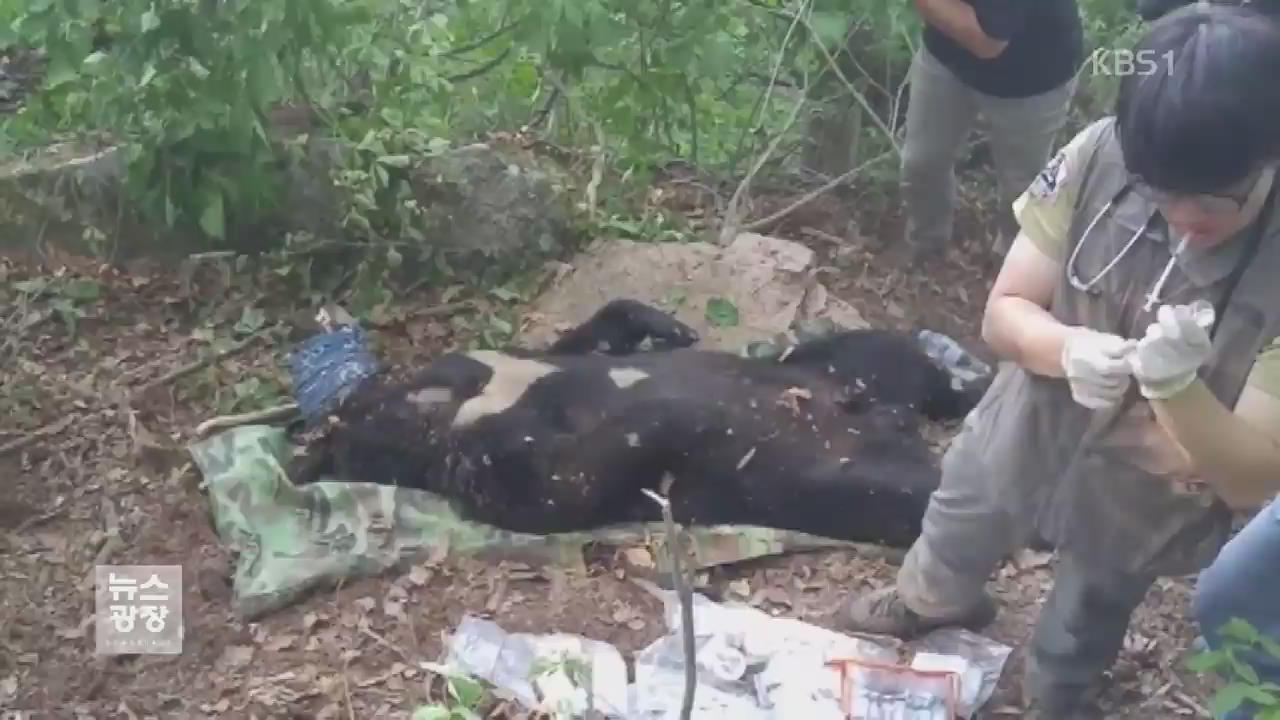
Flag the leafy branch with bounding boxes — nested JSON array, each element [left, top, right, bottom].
[[1187, 618, 1280, 719]]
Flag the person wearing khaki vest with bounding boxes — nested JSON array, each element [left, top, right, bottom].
[[836, 6, 1280, 718]]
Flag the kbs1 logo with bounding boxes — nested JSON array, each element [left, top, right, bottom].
[[1085, 48, 1175, 77]]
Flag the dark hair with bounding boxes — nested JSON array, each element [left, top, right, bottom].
[[1116, 4, 1280, 194], [1139, 0, 1280, 22]]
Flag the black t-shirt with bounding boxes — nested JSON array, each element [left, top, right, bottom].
[[922, 0, 1083, 99]]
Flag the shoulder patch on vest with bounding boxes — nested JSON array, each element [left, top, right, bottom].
[[1029, 150, 1068, 200]]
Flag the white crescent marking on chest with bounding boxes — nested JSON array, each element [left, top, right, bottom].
[[451, 351, 561, 428], [609, 367, 649, 388]]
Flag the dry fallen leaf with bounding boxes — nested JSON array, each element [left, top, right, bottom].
[[218, 644, 255, 670], [407, 565, 431, 586], [622, 547, 655, 569], [611, 602, 646, 631], [775, 386, 814, 417], [264, 634, 297, 652], [426, 543, 449, 566], [383, 600, 406, 621]]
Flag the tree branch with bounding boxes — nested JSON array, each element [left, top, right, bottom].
[[441, 11, 527, 58], [644, 483, 697, 720], [742, 149, 892, 232], [446, 46, 513, 83], [719, 0, 813, 245]]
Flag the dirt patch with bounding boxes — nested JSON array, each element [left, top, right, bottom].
[[0, 169, 1217, 719]]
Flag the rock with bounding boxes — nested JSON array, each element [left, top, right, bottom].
[[0, 142, 188, 263], [279, 138, 580, 283], [408, 142, 579, 279], [516, 232, 868, 353], [0, 131, 579, 283]]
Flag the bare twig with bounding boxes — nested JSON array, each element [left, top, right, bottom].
[[890, 66, 910, 138], [752, 0, 807, 135], [0, 414, 76, 457], [342, 659, 357, 720], [441, 11, 527, 57], [1170, 690, 1211, 718], [720, 73, 810, 244], [127, 331, 270, 392], [584, 122, 607, 220], [194, 402, 300, 438], [446, 46, 513, 83], [13, 505, 69, 534], [523, 81, 562, 131], [643, 482, 696, 720], [732, 0, 902, 154], [742, 149, 892, 232], [798, 12, 900, 156], [719, 0, 812, 245], [359, 624, 417, 666]]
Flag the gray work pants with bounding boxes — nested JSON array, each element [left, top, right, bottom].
[[897, 419, 1158, 707], [899, 45, 1077, 253]]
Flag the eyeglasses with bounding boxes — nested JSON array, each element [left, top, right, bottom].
[[1128, 168, 1264, 214]]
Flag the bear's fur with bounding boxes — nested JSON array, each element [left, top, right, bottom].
[[287, 299, 988, 548]]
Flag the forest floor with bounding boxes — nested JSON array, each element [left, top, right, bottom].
[[0, 136, 1220, 719]]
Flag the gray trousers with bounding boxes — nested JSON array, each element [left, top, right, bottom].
[[900, 45, 1077, 252], [897, 421, 1158, 707]]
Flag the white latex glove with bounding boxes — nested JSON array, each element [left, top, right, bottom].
[[1128, 301, 1216, 400], [1060, 327, 1139, 409]]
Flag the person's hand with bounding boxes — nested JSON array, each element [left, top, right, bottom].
[[1128, 302, 1216, 401], [1060, 327, 1139, 409]]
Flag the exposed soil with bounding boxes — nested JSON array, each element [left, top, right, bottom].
[[0, 154, 1219, 720]]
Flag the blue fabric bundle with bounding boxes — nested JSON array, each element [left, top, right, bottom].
[[287, 324, 380, 425]]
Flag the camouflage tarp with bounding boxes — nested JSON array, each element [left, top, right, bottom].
[[187, 298, 979, 621], [188, 424, 861, 620]]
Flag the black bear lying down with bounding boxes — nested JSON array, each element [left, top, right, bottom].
[[286, 299, 988, 548]]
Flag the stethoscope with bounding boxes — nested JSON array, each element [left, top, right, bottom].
[[1065, 187, 1186, 313]]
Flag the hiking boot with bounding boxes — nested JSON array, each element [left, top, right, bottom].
[[1022, 687, 1104, 720], [1022, 655, 1106, 720], [1023, 701, 1101, 720], [882, 237, 943, 272], [834, 584, 998, 639]]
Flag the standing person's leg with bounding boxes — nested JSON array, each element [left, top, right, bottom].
[[895, 45, 980, 264], [977, 74, 1078, 256], [836, 411, 1033, 635], [1024, 553, 1159, 717], [1192, 498, 1280, 720]]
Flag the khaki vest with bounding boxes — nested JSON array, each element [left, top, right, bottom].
[[968, 117, 1280, 578]]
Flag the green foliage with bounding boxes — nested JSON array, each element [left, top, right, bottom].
[[8, 0, 362, 241], [529, 652, 595, 719], [1188, 619, 1280, 720], [1073, 0, 1147, 116], [1, 0, 1146, 303], [413, 664, 488, 720], [705, 296, 741, 328], [10, 274, 101, 339], [438, 0, 917, 173]]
